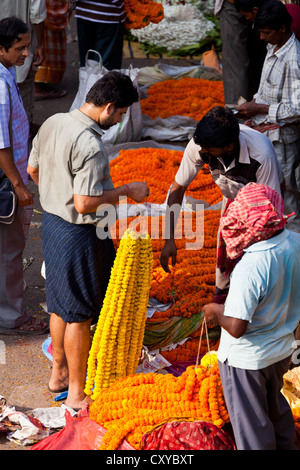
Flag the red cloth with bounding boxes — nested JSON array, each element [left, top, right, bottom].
[[141, 420, 236, 450], [219, 182, 294, 261], [30, 408, 135, 450], [286, 4, 300, 41]]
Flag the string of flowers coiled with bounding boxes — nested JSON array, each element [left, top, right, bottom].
[[89, 352, 230, 450], [85, 229, 153, 398]]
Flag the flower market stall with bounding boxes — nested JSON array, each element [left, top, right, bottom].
[[28, 0, 300, 453]]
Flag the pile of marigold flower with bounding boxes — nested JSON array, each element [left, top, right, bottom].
[[124, 0, 164, 30], [110, 147, 223, 205], [89, 351, 230, 450], [141, 77, 224, 121], [85, 229, 153, 396]]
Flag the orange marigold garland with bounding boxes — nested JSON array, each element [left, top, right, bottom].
[[89, 352, 230, 450], [124, 0, 164, 30], [141, 77, 224, 121]]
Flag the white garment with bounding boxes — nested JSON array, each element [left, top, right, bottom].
[[0, 0, 47, 83]]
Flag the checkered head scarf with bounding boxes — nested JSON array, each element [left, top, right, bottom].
[[219, 182, 294, 261]]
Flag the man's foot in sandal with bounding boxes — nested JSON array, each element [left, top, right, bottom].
[[0, 316, 49, 336]]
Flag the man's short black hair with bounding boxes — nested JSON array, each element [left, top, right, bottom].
[[86, 71, 139, 109], [0, 16, 29, 51], [193, 106, 240, 148], [254, 0, 292, 30]]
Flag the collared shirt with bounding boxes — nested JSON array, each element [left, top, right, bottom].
[[175, 124, 282, 200], [75, 0, 125, 23], [252, 33, 300, 144], [218, 229, 300, 370], [28, 109, 115, 225], [0, 65, 29, 184]]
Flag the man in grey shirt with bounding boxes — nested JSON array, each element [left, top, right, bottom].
[[28, 71, 149, 411]]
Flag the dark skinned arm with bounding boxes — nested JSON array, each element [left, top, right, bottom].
[[202, 302, 249, 339], [160, 181, 187, 273]]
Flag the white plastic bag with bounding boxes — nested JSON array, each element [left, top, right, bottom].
[[70, 50, 143, 146]]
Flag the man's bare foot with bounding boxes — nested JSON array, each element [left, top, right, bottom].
[[48, 378, 69, 394], [48, 369, 69, 394], [65, 394, 93, 411]]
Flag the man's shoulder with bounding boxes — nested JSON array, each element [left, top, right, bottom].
[[239, 124, 276, 156]]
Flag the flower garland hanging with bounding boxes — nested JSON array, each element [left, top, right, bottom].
[[110, 209, 221, 325], [124, 0, 164, 30], [85, 229, 153, 397], [89, 351, 230, 450]]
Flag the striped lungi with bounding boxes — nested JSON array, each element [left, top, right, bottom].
[[42, 211, 115, 323], [35, 26, 67, 85]]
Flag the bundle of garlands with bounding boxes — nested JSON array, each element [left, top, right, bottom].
[[85, 229, 153, 397], [89, 351, 230, 450], [110, 147, 223, 205], [141, 77, 224, 121], [111, 209, 221, 362], [112, 210, 221, 320], [124, 0, 164, 30]]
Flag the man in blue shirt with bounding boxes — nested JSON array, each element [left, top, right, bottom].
[[203, 182, 300, 450], [0, 16, 48, 334]]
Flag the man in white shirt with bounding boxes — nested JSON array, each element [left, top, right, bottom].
[[160, 106, 283, 303], [237, 0, 300, 232]]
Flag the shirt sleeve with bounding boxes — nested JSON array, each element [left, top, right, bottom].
[[224, 263, 264, 322], [0, 79, 11, 150], [175, 138, 204, 187], [73, 150, 109, 196], [268, 49, 300, 125]]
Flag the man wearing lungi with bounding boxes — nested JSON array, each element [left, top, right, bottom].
[[203, 183, 300, 450], [27, 71, 150, 410]]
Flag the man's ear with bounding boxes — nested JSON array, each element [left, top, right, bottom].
[[252, 6, 259, 18], [105, 102, 115, 116]]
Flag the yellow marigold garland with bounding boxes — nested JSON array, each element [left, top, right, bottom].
[[85, 229, 153, 397], [89, 351, 230, 450]]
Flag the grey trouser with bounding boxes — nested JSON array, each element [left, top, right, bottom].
[[0, 205, 32, 328], [219, 1, 251, 104], [273, 139, 300, 232], [18, 68, 35, 125], [219, 357, 297, 450]]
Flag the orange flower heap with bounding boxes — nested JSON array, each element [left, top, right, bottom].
[[141, 77, 225, 121], [110, 147, 222, 205], [124, 0, 164, 30], [89, 351, 230, 450]]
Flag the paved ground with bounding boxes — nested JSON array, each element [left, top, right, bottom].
[[0, 23, 203, 450]]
